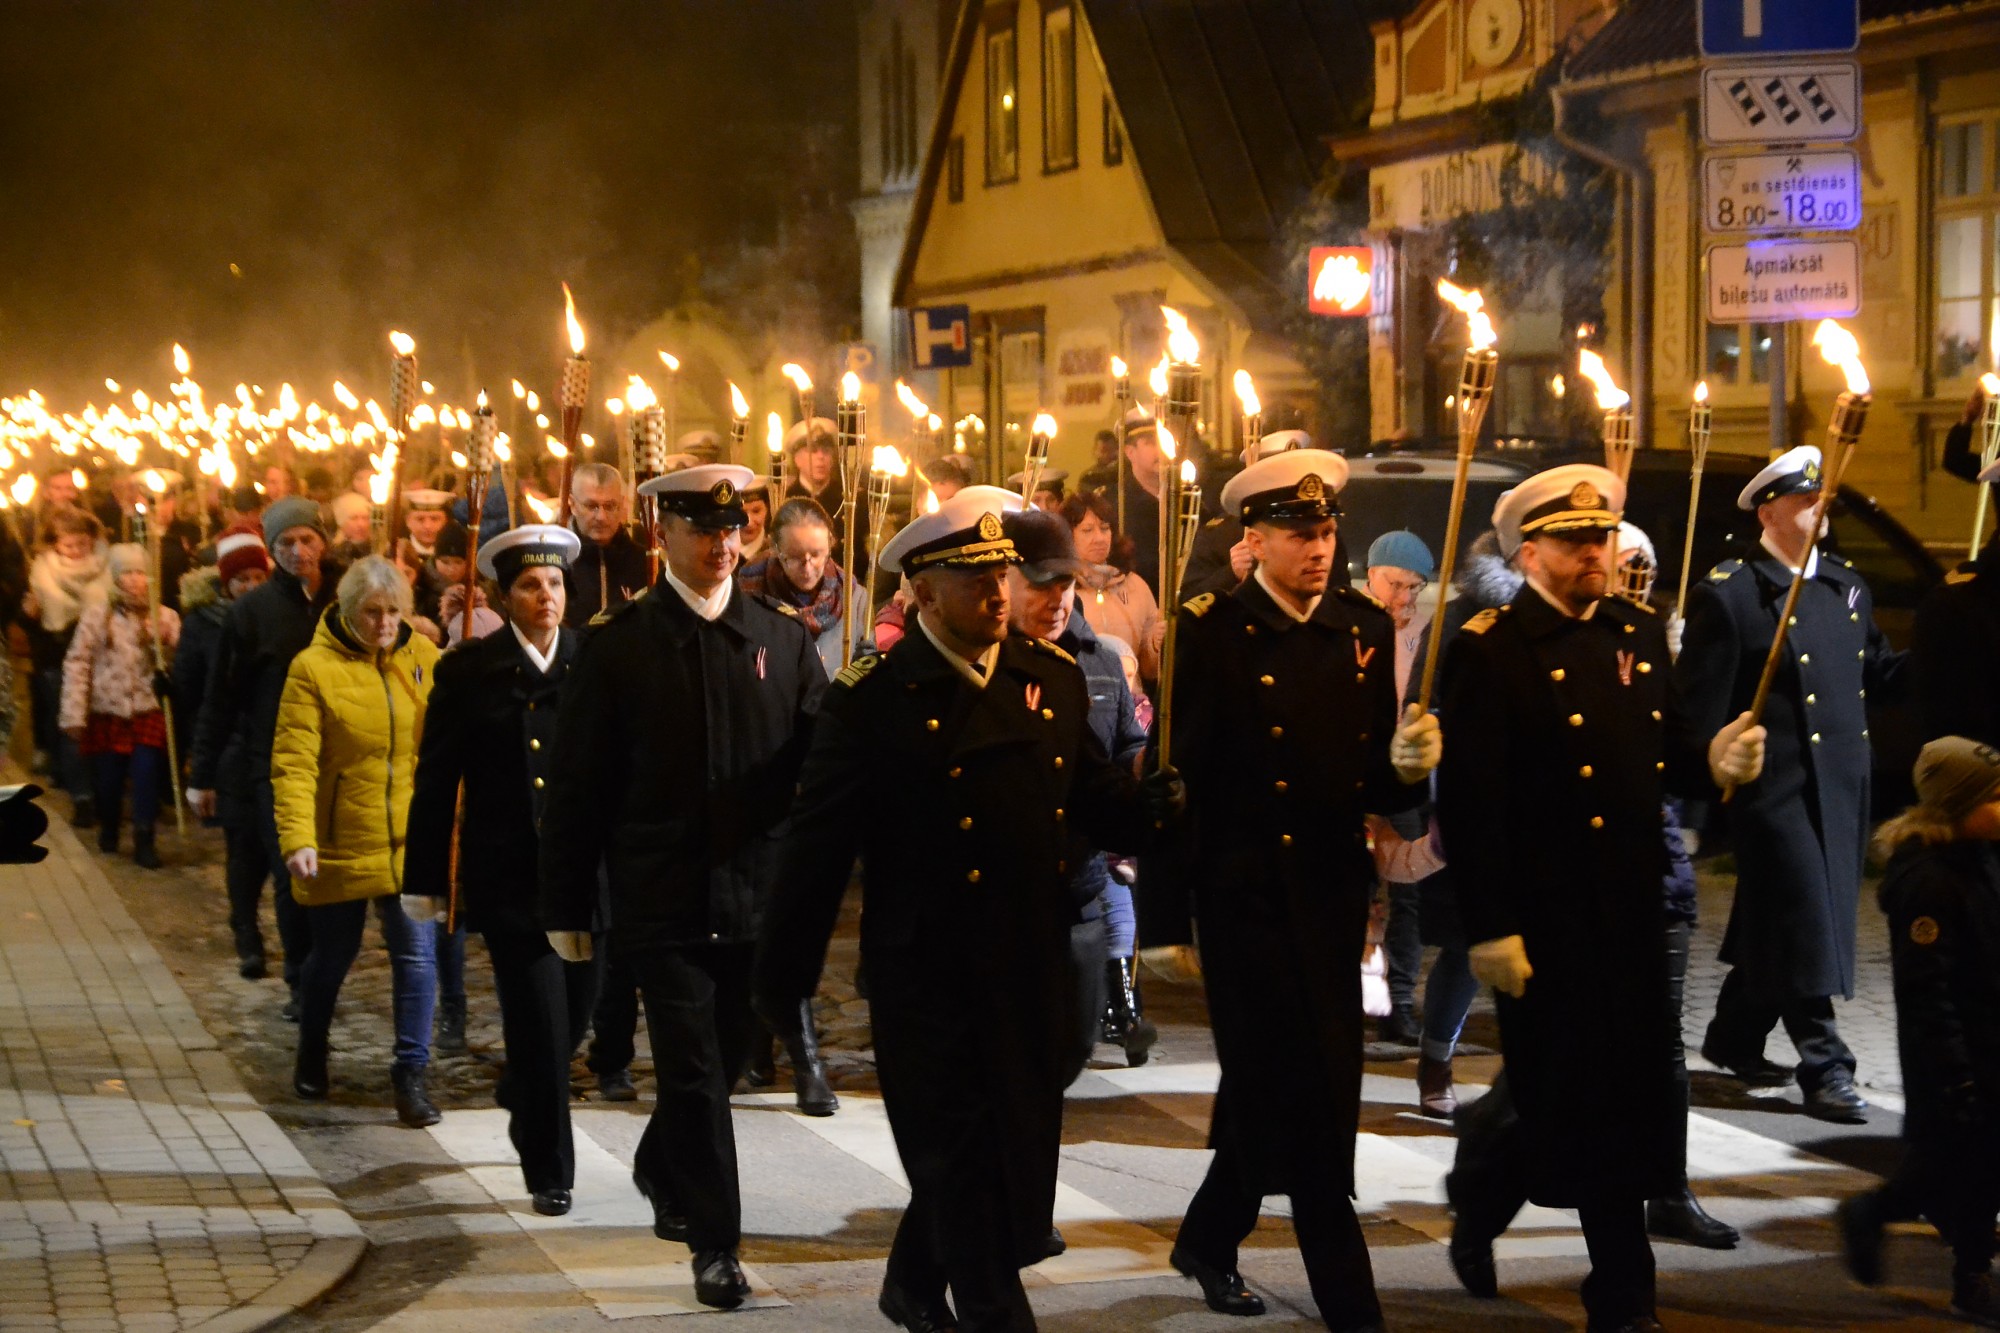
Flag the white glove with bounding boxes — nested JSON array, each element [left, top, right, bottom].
[[400, 895, 446, 924], [1468, 934, 1533, 998], [1664, 612, 1685, 660], [546, 931, 593, 963], [1138, 944, 1201, 984], [1707, 710, 1767, 787], [1390, 703, 1442, 784]]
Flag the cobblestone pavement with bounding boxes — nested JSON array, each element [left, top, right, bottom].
[[0, 795, 362, 1332]]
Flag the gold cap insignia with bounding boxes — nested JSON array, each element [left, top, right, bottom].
[[1568, 482, 1602, 510], [977, 511, 1004, 541], [1803, 460, 1822, 485], [1297, 473, 1325, 502], [710, 480, 736, 505]]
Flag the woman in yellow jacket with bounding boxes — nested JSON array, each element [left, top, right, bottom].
[[272, 554, 443, 1125]]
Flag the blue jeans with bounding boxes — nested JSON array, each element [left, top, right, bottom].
[[1099, 880, 1137, 957], [1420, 945, 1478, 1063], [297, 894, 437, 1070], [90, 745, 164, 833]]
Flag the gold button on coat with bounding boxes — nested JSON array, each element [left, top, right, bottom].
[[1041, 708, 1054, 719], [1274, 780, 1288, 793], [1569, 713, 1584, 727], [1590, 816, 1605, 828], [1259, 674, 1274, 686], [925, 719, 939, 731], [1579, 765, 1593, 778], [1550, 668, 1565, 681], [530, 738, 541, 750], [966, 869, 980, 884], [1270, 726, 1284, 739], [1281, 834, 1294, 847], [533, 777, 545, 789], [958, 817, 973, 830]]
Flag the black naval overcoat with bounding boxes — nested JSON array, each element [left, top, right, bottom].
[[405, 625, 580, 933], [562, 527, 653, 628], [1164, 575, 1418, 1196], [1677, 549, 1906, 1000], [538, 585, 824, 947], [1438, 591, 1712, 1206], [1912, 533, 2000, 748], [754, 627, 1152, 1269]]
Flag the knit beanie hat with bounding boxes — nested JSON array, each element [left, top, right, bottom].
[[1914, 737, 2000, 824], [1366, 529, 1437, 579], [216, 526, 271, 583], [262, 496, 325, 548], [107, 543, 147, 580]]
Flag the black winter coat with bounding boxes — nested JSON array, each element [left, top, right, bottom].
[[406, 626, 581, 935], [189, 564, 335, 802], [1912, 533, 2000, 748], [539, 585, 822, 948], [170, 574, 229, 772], [1879, 838, 2000, 1143], [1438, 590, 1715, 1206], [755, 626, 1152, 1268], [1160, 574, 1418, 1196], [1677, 547, 1907, 999], [562, 526, 653, 629]]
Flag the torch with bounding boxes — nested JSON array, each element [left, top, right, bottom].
[[1414, 279, 1499, 712], [1155, 425, 1191, 766], [659, 351, 681, 455], [727, 382, 751, 470], [1022, 413, 1056, 503], [895, 380, 932, 510], [1675, 381, 1714, 620], [1724, 319, 1870, 802], [836, 373, 865, 668], [1578, 349, 1634, 570], [865, 445, 908, 645], [782, 362, 816, 487], [461, 392, 496, 638], [1233, 370, 1261, 460], [1111, 355, 1130, 537], [766, 412, 786, 493], [628, 378, 667, 584], [385, 331, 418, 559], [1972, 372, 2000, 558], [133, 479, 187, 837], [556, 284, 589, 523]]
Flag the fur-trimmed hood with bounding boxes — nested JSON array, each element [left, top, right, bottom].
[[1456, 530, 1524, 611], [179, 565, 223, 614]]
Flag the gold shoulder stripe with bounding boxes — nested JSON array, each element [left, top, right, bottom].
[[1204, 516, 1225, 528], [1708, 560, 1743, 583], [1624, 598, 1657, 616], [1342, 586, 1387, 612], [1182, 592, 1217, 618], [1028, 637, 1076, 665], [1947, 567, 1980, 586], [1461, 607, 1501, 636], [773, 601, 800, 616], [833, 653, 881, 688]]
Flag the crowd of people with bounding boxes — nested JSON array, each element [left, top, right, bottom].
[[7, 397, 2000, 1333]]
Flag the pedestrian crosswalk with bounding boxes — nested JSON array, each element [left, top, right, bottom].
[[422, 1061, 1877, 1320]]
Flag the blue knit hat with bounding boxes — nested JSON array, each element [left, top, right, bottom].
[[1366, 529, 1435, 579]]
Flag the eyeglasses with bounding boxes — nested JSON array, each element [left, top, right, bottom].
[[1376, 575, 1428, 596]]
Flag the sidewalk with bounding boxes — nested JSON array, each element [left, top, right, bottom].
[[0, 803, 362, 1333]]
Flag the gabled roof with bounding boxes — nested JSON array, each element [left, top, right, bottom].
[[1565, 0, 1988, 85], [892, 0, 1379, 332]]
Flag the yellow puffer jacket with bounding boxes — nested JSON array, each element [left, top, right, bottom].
[[271, 606, 439, 907]]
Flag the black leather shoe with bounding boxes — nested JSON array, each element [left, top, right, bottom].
[[878, 1282, 959, 1332], [631, 1167, 688, 1242], [1836, 1193, 1884, 1285], [293, 1036, 329, 1101], [598, 1069, 638, 1102], [1044, 1226, 1066, 1258], [784, 1001, 839, 1117], [1646, 1188, 1739, 1249], [238, 954, 267, 981], [281, 990, 301, 1023], [392, 1064, 442, 1128], [1169, 1246, 1265, 1316], [1376, 1009, 1420, 1045], [531, 1188, 571, 1217], [1699, 1040, 1792, 1086], [1804, 1079, 1869, 1124], [744, 1034, 777, 1089], [691, 1250, 750, 1310], [1444, 1170, 1499, 1298]]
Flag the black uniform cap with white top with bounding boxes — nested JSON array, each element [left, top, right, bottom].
[[784, 417, 838, 452], [402, 487, 452, 512], [1122, 407, 1157, 439], [1004, 467, 1070, 495], [477, 523, 582, 587], [1737, 445, 1823, 511], [1248, 429, 1312, 463], [636, 462, 756, 530], [878, 486, 1025, 575], [1219, 447, 1349, 524], [1491, 463, 1624, 556]]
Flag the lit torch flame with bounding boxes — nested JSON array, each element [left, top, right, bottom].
[[1314, 253, 1372, 312], [658, 350, 679, 373], [1161, 306, 1201, 364], [333, 381, 360, 410], [872, 445, 909, 477], [895, 379, 928, 418], [1436, 280, 1497, 350], [1811, 319, 1870, 394], [1031, 412, 1057, 440], [1158, 424, 1178, 461], [1577, 349, 1630, 412], [1110, 355, 1128, 380], [524, 491, 557, 523], [1148, 356, 1170, 399], [840, 372, 861, 404], [729, 382, 750, 419], [476, 389, 489, 410], [511, 379, 527, 400], [389, 331, 415, 357], [766, 411, 784, 457], [1694, 379, 1710, 405], [924, 490, 941, 515], [1180, 458, 1196, 485], [172, 344, 191, 376], [562, 284, 585, 355], [781, 363, 813, 395], [625, 376, 657, 411], [11, 474, 35, 506], [1233, 369, 1260, 417]]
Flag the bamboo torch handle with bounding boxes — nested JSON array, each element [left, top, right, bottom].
[[1673, 463, 1706, 620], [1414, 430, 1478, 713]]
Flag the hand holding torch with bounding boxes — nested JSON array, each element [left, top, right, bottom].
[[1724, 320, 1870, 802], [1415, 280, 1499, 712]]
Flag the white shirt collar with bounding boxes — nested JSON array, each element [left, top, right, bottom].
[[1525, 574, 1598, 620], [660, 565, 733, 622], [1254, 567, 1321, 623], [917, 612, 1000, 689], [1760, 532, 1819, 578], [510, 621, 558, 675]]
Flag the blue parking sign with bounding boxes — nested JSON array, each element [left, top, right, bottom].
[[909, 305, 974, 370], [1700, 0, 1858, 57]]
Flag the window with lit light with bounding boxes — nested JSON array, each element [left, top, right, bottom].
[[1703, 321, 1782, 388], [1935, 114, 2000, 382], [1042, 4, 1077, 173], [985, 17, 1020, 184]]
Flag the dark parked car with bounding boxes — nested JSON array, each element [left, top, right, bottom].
[[1331, 445, 1944, 811]]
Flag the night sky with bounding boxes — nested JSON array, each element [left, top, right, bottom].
[[0, 2, 857, 405]]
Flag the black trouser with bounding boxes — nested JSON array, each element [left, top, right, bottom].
[[251, 780, 312, 989], [1705, 966, 1857, 1092], [1064, 915, 1108, 1085], [1449, 1071, 1658, 1326], [484, 928, 604, 1195], [1664, 919, 1693, 1189], [882, 1136, 1037, 1333], [224, 819, 274, 959], [587, 946, 641, 1078], [627, 942, 757, 1254], [1384, 879, 1422, 1018], [1178, 1131, 1380, 1329]]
